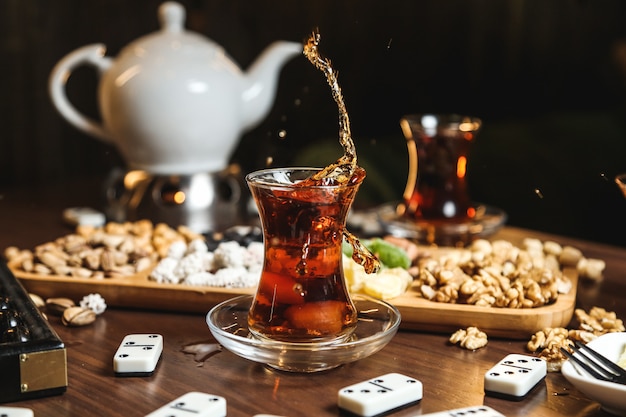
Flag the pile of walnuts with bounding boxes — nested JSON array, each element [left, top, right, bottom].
[[411, 238, 602, 309]]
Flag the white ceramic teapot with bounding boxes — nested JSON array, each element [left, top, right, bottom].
[[49, 1, 302, 174]]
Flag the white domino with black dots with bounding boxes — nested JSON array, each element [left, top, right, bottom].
[[337, 373, 423, 417], [420, 405, 506, 417], [484, 354, 547, 400], [0, 407, 34, 417], [145, 392, 226, 417], [114, 333, 163, 377]]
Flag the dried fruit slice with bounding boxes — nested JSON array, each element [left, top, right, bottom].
[[284, 300, 347, 335], [257, 271, 305, 305]]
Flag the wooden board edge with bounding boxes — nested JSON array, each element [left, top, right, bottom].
[[11, 263, 578, 339]]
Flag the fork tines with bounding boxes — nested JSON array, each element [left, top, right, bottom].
[[561, 340, 626, 385]]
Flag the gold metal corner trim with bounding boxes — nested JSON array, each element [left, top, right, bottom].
[[19, 349, 68, 392]]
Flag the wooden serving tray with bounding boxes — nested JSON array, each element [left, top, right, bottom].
[[10, 263, 577, 340]]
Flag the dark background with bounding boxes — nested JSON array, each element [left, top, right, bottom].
[[2, 0, 626, 246]]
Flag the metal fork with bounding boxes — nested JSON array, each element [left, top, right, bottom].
[[561, 340, 626, 385]]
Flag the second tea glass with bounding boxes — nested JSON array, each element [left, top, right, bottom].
[[379, 114, 505, 246], [398, 114, 482, 221]]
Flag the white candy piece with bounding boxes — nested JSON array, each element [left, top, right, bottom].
[[79, 292, 107, 315], [337, 373, 423, 417], [420, 405, 506, 417], [150, 257, 181, 284], [167, 240, 188, 259], [145, 392, 226, 417], [213, 241, 247, 268], [149, 240, 262, 288], [187, 238, 209, 253], [0, 406, 34, 417], [114, 334, 163, 376], [484, 354, 547, 400]]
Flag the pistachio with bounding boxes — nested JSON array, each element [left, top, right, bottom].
[[111, 264, 136, 276], [102, 234, 125, 249], [71, 267, 94, 278], [134, 256, 152, 272], [92, 271, 106, 280], [3, 246, 20, 260], [52, 265, 73, 276], [100, 249, 116, 271], [33, 263, 52, 275], [29, 293, 45, 309], [6, 220, 207, 279], [38, 251, 67, 269], [45, 297, 76, 315], [62, 234, 89, 253], [83, 250, 101, 270], [21, 257, 34, 272], [62, 306, 96, 327]]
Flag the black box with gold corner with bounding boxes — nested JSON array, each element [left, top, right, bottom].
[[0, 260, 67, 403]]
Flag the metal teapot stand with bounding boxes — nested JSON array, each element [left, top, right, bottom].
[[103, 164, 247, 234]]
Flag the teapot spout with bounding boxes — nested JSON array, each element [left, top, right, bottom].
[[241, 41, 302, 131]]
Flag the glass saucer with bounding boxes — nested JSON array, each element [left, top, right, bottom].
[[378, 202, 507, 246], [206, 295, 401, 373]]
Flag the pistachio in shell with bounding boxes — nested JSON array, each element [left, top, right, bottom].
[[62, 306, 96, 327], [45, 297, 76, 315]]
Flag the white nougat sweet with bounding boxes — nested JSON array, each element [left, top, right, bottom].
[[337, 373, 423, 417], [113, 333, 163, 376], [145, 392, 226, 417], [484, 353, 547, 399]]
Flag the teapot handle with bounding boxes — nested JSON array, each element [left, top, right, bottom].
[[48, 44, 113, 143]]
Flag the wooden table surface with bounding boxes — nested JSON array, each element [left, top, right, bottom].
[[1, 181, 626, 416]]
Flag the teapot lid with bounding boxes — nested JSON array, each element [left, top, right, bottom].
[[119, 1, 224, 62]]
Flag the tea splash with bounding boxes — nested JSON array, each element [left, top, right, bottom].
[[301, 30, 357, 185], [301, 30, 380, 274]]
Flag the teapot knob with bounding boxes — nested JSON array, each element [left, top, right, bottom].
[[158, 1, 185, 33]]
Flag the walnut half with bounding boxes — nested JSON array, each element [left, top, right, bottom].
[[450, 326, 488, 350]]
